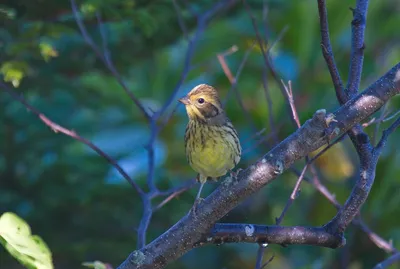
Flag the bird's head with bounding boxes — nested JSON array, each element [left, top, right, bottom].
[[179, 84, 224, 122]]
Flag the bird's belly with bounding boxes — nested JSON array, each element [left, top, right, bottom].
[[190, 142, 234, 178]]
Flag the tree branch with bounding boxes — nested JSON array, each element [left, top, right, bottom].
[[317, 0, 346, 103], [196, 223, 345, 248], [116, 63, 400, 269], [157, 0, 238, 118], [346, 0, 369, 96], [373, 252, 400, 269]]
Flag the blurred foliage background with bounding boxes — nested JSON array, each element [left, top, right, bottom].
[[1, 0, 400, 268]]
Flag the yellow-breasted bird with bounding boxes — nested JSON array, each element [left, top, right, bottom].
[[179, 84, 241, 204]]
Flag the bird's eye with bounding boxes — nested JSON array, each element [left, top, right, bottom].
[[197, 98, 205, 104]]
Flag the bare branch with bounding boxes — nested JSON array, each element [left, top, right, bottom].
[[281, 80, 301, 128], [154, 179, 197, 211], [307, 133, 347, 164], [157, 0, 238, 118], [275, 165, 308, 225], [0, 81, 143, 196], [70, 0, 151, 121], [293, 166, 398, 255], [137, 197, 153, 249], [220, 42, 258, 133], [242, 0, 297, 129], [217, 45, 239, 84], [373, 253, 400, 269], [172, 0, 189, 39], [317, 0, 346, 103], [325, 112, 399, 235], [318, 0, 381, 241], [374, 116, 400, 155], [116, 63, 400, 269], [354, 217, 397, 254], [261, 254, 275, 269], [346, 0, 369, 95], [196, 223, 344, 248], [254, 244, 267, 269]]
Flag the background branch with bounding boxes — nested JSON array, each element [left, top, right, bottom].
[[0, 81, 144, 195], [70, 0, 151, 121], [373, 252, 400, 269]]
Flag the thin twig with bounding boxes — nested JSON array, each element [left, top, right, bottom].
[[275, 80, 309, 225], [217, 46, 239, 84], [363, 108, 400, 128], [154, 179, 197, 211], [275, 164, 308, 225], [254, 244, 266, 269], [220, 42, 258, 133], [293, 166, 399, 254], [172, 0, 189, 39], [281, 80, 300, 128], [382, 109, 400, 123], [373, 252, 400, 269], [0, 81, 144, 195], [374, 116, 400, 155], [70, 0, 151, 121], [372, 103, 388, 145], [307, 133, 347, 164], [243, 0, 297, 129], [354, 217, 397, 253], [157, 0, 238, 119], [261, 254, 275, 269]]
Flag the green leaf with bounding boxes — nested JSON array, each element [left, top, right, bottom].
[[39, 42, 59, 62], [0, 61, 29, 87], [0, 212, 53, 269]]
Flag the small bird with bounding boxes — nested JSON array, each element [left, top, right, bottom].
[[179, 84, 241, 205]]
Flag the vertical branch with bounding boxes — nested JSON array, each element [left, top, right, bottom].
[[317, 0, 381, 239], [137, 197, 153, 248], [145, 121, 158, 193], [317, 0, 346, 103], [254, 244, 266, 269], [346, 0, 369, 96]]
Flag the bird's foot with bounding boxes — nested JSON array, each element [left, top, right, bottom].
[[230, 168, 243, 181], [208, 177, 219, 183], [189, 198, 205, 217]]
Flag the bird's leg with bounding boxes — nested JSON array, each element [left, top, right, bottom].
[[190, 175, 206, 216], [195, 182, 205, 200]]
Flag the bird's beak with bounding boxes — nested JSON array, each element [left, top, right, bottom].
[[178, 96, 190, 105]]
